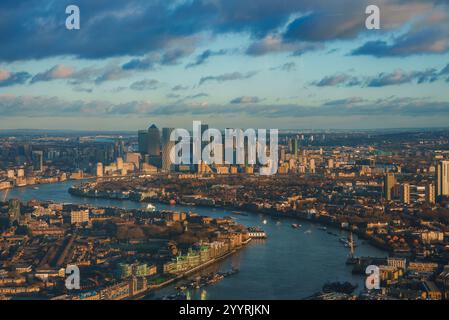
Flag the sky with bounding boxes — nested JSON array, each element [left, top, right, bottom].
[[1, 0, 449, 130]]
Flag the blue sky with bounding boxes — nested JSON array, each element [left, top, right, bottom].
[[1, 0, 449, 130]]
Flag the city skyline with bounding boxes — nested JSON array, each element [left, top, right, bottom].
[[1, 0, 449, 130]]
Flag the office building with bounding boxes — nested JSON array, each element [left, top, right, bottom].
[[384, 172, 395, 201], [138, 130, 149, 155], [426, 183, 436, 204], [147, 124, 161, 157], [32, 151, 44, 172], [436, 160, 449, 197], [290, 139, 298, 156], [401, 183, 410, 204]]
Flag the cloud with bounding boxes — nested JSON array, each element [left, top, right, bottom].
[[312, 64, 449, 87], [186, 49, 231, 68], [122, 46, 196, 71], [174, 93, 209, 103], [230, 96, 262, 104], [166, 93, 181, 99], [93, 65, 131, 84], [122, 57, 156, 71], [246, 34, 322, 56], [31, 64, 74, 83], [199, 71, 258, 85], [366, 69, 436, 87], [0, 70, 31, 87], [0, 0, 445, 62], [4, 93, 449, 120], [0, 95, 154, 117], [130, 79, 160, 90], [352, 12, 449, 57], [172, 84, 189, 91], [313, 73, 361, 87], [270, 62, 296, 72]]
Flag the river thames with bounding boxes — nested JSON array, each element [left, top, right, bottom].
[[1, 181, 387, 300]]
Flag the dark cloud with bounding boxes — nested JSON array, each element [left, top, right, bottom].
[[0, 71, 31, 87], [312, 64, 449, 87], [29, 64, 133, 85], [122, 58, 156, 71], [313, 73, 361, 87], [186, 49, 231, 68], [352, 18, 449, 57], [283, 12, 364, 42], [31, 64, 74, 83], [0, 0, 446, 62], [270, 62, 296, 72], [130, 79, 160, 90], [172, 84, 189, 91], [366, 69, 437, 87], [199, 71, 258, 85], [246, 34, 322, 56]]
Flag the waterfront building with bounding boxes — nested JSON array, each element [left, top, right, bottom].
[[100, 282, 130, 300], [130, 276, 147, 296], [387, 258, 407, 271], [116, 263, 132, 279]]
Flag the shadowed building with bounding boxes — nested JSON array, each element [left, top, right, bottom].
[[384, 172, 395, 201], [437, 160, 449, 198]]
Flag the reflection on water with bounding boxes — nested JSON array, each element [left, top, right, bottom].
[[1, 181, 388, 300]]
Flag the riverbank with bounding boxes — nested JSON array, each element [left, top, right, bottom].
[[1, 180, 387, 300], [129, 242, 250, 300], [68, 186, 391, 255]]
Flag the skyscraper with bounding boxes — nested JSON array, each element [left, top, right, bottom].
[[290, 139, 298, 156], [384, 172, 395, 201], [138, 130, 149, 155], [436, 160, 449, 197], [147, 124, 161, 157], [32, 150, 43, 171]]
